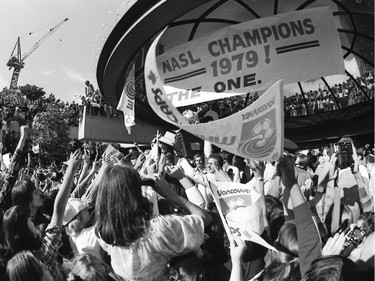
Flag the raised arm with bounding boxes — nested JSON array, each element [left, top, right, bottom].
[[71, 157, 100, 198], [0, 125, 28, 212], [82, 159, 108, 205], [166, 165, 206, 209], [49, 150, 82, 228], [153, 174, 212, 226], [229, 235, 247, 281], [277, 156, 322, 277], [250, 160, 270, 232], [77, 156, 90, 185]]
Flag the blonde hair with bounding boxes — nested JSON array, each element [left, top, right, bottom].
[[65, 209, 89, 238], [69, 254, 111, 281]]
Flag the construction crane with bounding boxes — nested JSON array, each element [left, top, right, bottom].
[[7, 18, 68, 90]]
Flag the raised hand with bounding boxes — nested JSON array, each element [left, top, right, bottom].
[[152, 173, 177, 200], [165, 165, 185, 180], [20, 125, 29, 139], [229, 234, 247, 261], [68, 150, 83, 171], [322, 232, 346, 256], [91, 156, 100, 172], [173, 130, 187, 158], [249, 159, 265, 179], [133, 152, 146, 170], [351, 142, 360, 172]]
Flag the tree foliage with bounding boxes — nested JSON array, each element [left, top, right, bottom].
[[19, 84, 46, 100], [31, 106, 70, 165]]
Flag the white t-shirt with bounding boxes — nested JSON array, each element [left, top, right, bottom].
[[97, 214, 204, 281], [70, 225, 102, 261]]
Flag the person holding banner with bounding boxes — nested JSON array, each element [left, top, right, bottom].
[[277, 156, 322, 277], [234, 155, 321, 281]]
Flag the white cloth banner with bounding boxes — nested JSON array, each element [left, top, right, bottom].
[[210, 181, 277, 251], [117, 65, 136, 134], [157, 7, 344, 107], [146, 30, 284, 161]]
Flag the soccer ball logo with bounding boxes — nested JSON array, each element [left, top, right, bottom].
[[227, 198, 246, 212], [252, 118, 274, 147]]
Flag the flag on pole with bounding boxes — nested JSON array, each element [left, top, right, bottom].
[[117, 64, 136, 134]]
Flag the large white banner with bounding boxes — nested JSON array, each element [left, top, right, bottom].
[[157, 7, 344, 107], [146, 29, 284, 161]]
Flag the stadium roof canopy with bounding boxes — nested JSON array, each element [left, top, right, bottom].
[[97, 0, 374, 147]]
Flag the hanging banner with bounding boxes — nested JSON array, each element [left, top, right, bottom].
[[145, 29, 284, 161], [117, 65, 136, 134], [210, 181, 277, 251], [157, 7, 344, 107]]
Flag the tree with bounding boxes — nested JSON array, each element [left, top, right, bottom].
[[19, 84, 46, 100], [31, 106, 70, 166]]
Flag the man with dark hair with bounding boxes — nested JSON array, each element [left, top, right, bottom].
[[193, 153, 205, 173], [178, 153, 231, 210]]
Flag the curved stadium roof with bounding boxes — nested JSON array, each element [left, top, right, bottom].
[[97, 0, 374, 147]]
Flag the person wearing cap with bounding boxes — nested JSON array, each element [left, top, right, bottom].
[[63, 198, 103, 261]]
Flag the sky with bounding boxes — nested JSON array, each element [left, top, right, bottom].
[[0, 1, 362, 104], [0, 0, 131, 103]]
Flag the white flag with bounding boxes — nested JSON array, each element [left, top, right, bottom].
[[117, 65, 136, 134]]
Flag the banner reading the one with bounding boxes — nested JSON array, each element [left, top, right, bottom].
[[146, 32, 284, 161], [157, 7, 344, 107]]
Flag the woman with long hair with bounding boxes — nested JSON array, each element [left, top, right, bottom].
[[95, 164, 212, 281], [3, 150, 82, 281], [6, 251, 53, 281], [11, 178, 48, 226]]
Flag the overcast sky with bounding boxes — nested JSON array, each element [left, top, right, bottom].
[[0, 0, 131, 103]]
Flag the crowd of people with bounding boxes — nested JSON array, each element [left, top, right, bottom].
[[0, 117, 374, 280], [0, 89, 80, 153], [284, 71, 374, 117], [1, 70, 373, 155], [178, 71, 374, 122], [0, 68, 373, 281]]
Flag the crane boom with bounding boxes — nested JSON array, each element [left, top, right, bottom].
[[22, 18, 68, 61], [7, 18, 69, 89]]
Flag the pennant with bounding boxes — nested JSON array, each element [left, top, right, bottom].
[[117, 64, 136, 134], [210, 181, 277, 251]]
